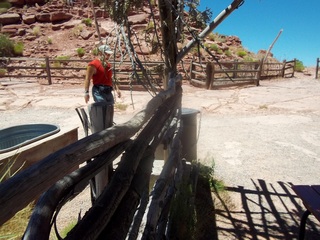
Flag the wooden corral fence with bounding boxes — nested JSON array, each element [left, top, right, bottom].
[[190, 59, 296, 89], [0, 75, 198, 239], [0, 57, 164, 90], [316, 58, 320, 79]]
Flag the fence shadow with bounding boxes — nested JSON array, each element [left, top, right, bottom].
[[212, 179, 320, 239]]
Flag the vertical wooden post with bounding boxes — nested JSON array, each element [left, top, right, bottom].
[[45, 57, 52, 85], [281, 60, 286, 78], [316, 58, 319, 79], [256, 60, 263, 86], [190, 58, 195, 83], [205, 62, 212, 90]]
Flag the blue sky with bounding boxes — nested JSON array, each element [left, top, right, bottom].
[[198, 0, 319, 66]]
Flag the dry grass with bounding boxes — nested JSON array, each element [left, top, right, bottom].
[[0, 202, 34, 239]]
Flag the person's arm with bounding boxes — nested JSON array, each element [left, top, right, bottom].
[[84, 65, 96, 103]]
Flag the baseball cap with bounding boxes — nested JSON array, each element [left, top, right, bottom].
[[98, 44, 113, 54]]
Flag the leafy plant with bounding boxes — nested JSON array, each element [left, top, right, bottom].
[[72, 25, 83, 37], [32, 26, 41, 37], [225, 49, 232, 57], [53, 56, 70, 68], [237, 50, 247, 58], [0, 68, 7, 76], [76, 48, 85, 57], [92, 47, 99, 56], [0, 34, 14, 57], [47, 38, 53, 44], [13, 42, 24, 56], [294, 59, 304, 72], [81, 18, 92, 27]]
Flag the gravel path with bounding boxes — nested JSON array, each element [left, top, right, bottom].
[[1, 72, 320, 238]]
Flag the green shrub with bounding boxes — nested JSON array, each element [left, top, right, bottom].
[[208, 32, 215, 41], [209, 43, 219, 52], [47, 38, 52, 44], [32, 26, 41, 37], [145, 21, 155, 33], [294, 60, 305, 72], [92, 47, 99, 56], [13, 42, 24, 56], [225, 50, 232, 57], [77, 48, 85, 57], [0, 1, 11, 9], [0, 68, 7, 76], [54, 56, 70, 68], [72, 25, 83, 37], [81, 18, 92, 27], [237, 50, 247, 57], [0, 34, 14, 57]]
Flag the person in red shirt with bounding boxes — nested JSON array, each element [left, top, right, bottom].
[[84, 44, 121, 104]]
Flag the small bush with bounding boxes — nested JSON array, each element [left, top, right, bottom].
[[145, 21, 155, 33], [81, 18, 92, 27], [92, 47, 99, 56], [294, 60, 305, 72], [32, 26, 41, 37], [77, 48, 85, 57], [72, 25, 83, 37], [237, 50, 247, 57], [0, 68, 7, 76], [54, 56, 70, 68], [13, 42, 24, 56], [0, 1, 11, 9], [0, 34, 14, 57], [225, 50, 232, 57], [47, 38, 52, 44], [208, 32, 215, 41]]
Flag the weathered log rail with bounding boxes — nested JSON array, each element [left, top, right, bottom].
[[0, 75, 196, 239], [190, 59, 296, 89], [0, 57, 164, 90]]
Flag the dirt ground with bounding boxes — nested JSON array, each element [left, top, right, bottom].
[[1, 70, 320, 239]]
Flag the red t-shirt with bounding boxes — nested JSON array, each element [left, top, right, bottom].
[[88, 59, 113, 86]]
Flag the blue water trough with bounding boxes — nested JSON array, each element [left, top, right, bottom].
[[0, 124, 60, 154]]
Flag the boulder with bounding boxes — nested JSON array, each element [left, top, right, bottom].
[[50, 11, 73, 22], [36, 13, 51, 22], [8, 0, 25, 6], [80, 29, 93, 40], [22, 14, 36, 24], [0, 13, 21, 25]]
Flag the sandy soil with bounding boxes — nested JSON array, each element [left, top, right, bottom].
[[1, 70, 320, 239]]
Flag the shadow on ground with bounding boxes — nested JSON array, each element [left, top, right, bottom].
[[195, 179, 320, 240]]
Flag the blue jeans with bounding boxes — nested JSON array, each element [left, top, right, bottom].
[[92, 85, 114, 104]]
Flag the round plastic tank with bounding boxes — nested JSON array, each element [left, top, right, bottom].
[[180, 108, 200, 162], [155, 108, 200, 162]]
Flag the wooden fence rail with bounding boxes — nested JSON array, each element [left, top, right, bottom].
[[190, 59, 296, 89], [0, 75, 197, 239], [0, 57, 165, 90]]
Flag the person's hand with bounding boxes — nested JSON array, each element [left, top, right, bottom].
[[84, 94, 90, 103]]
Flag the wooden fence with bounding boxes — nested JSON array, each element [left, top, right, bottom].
[[316, 58, 320, 79], [190, 59, 296, 89], [0, 75, 200, 239], [0, 57, 164, 91]]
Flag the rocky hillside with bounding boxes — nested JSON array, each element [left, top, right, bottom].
[[0, 0, 276, 73]]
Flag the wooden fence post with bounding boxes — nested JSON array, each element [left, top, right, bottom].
[[281, 60, 286, 78], [45, 57, 52, 85], [316, 58, 319, 79], [205, 63, 212, 90], [190, 58, 195, 81]]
